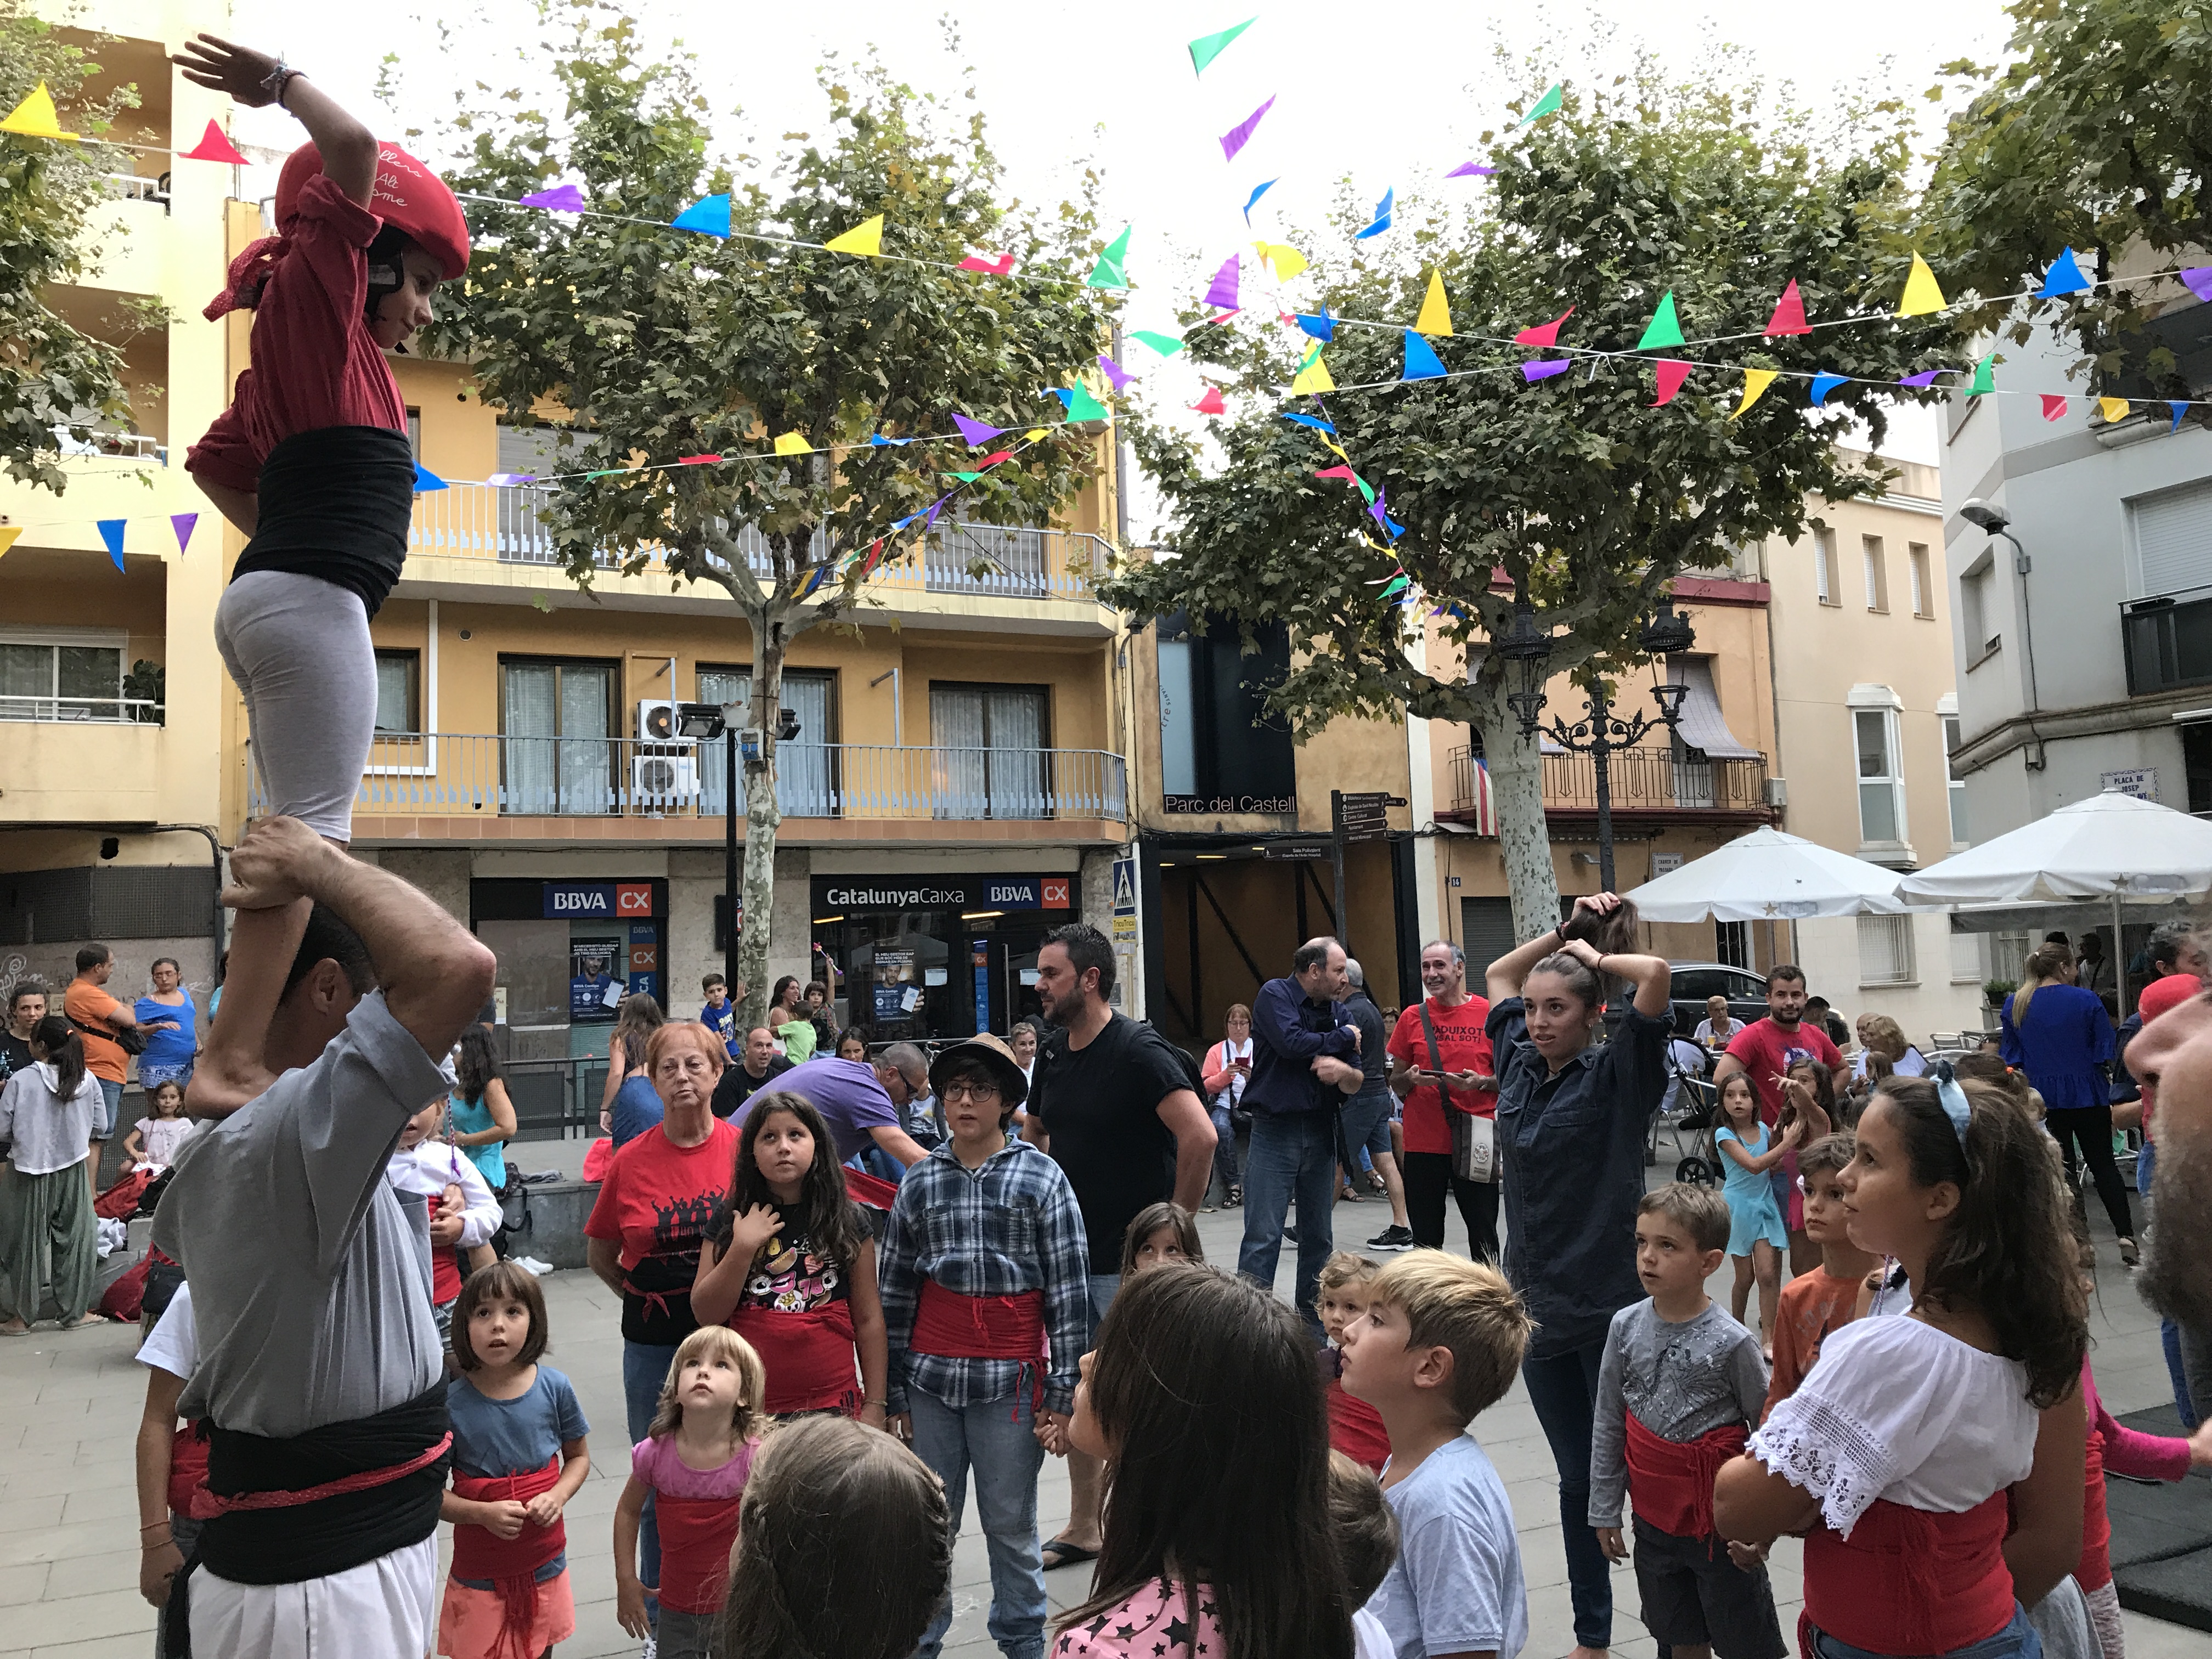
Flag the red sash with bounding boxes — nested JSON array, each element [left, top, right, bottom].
[[433, 1245, 462, 1306], [912, 1279, 1047, 1362], [2078, 1425, 2113, 1592], [1624, 1410, 1746, 1541], [844, 1165, 899, 1212], [1325, 1377, 1391, 1475], [729, 1301, 861, 1415], [1803, 1493, 2014, 1656], [450, 1457, 567, 1659], [168, 1423, 221, 1522], [653, 1492, 743, 1613]]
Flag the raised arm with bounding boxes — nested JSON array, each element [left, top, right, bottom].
[[170, 37, 376, 205]]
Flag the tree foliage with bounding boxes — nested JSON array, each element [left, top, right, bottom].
[[1102, 60, 1946, 932], [0, 0, 142, 493]]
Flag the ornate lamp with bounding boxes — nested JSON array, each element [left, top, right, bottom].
[[1496, 599, 1554, 737]]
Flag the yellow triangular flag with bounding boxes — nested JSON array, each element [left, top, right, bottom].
[[1321, 436, 1348, 460], [1252, 241, 1308, 281], [0, 526, 20, 558], [0, 81, 77, 140], [1414, 269, 1454, 337], [1731, 369, 1778, 419], [772, 432, 810, 455], [2097, 397, 2130, 424], [1290, 345, 1334, 396], [823, 214, 884, 257], [1896, 253, 1946, 318], [1023, 427, 1048, 442]]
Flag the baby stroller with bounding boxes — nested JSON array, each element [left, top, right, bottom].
[[1656, 1063, 1723, 1188]]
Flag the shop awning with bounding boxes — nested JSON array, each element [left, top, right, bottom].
[[1667, 659, 1760, 759]]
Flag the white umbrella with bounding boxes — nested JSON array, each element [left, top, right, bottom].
[[1624, 825, 1906, 922], [1894, 790, 2212, 904]]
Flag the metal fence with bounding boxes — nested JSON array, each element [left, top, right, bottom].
[[0, 695, 163, 724]]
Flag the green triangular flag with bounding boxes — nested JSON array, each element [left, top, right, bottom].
[[1967, 352, 1995, 396], [1518, 82, 1563, 126], [1131, 330, 1186, 356], [1378, 575, 1410, 598], [1100, 225, 1132, 264], [1064, 382, 1111, 422], [1086, 256, 1127, 291], [1352, 474, 1376, 504], [1636, 291, 1685, 351], [1188, 19, 1255, 75], [945, 470, 985, 483]]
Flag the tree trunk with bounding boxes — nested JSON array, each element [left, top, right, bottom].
[[737, 607, 788, 1034], [1468, 671, 1561, 946]]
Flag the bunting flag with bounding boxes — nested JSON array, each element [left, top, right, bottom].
[[1220, 97, 1275, 163], [1517, 82, 1564, 126], [413, 463, 448, 492], [170, 513, 197, 553], [1370, 491, 1406, 540], [1204, 255, 1240, 311], [1254, 242, 1307, 280], [1899, 370, 1945, 388], [1637, 292, 1685, 351], [0, 526, 20, 558], [923, 496, 951, 528], [2184, 269, 2212, 304], [2041, 394, 2068, 421], [518, 182, 586, 212], [1897, 253, 1946, 317], [1291, 343, 1335, 394], [1192, 387, 1227, 414], [823, 215, 885, 257], [1809, 373, 1848, 405], [1378, 575, 1410, 599], [958, 251, 1015, 275], [1296, 309, 1336, 341], [179, 120, 249, 165], [1355, 188, 1393, 240], [1096, 355, 1133, 391], [1242, 179, 1278, 224], [1414, 270, 1453, 336], [1062, 382, 1110, 422], [1514, 308, 1574, 348], [1402, 331, 1448, 381], [1023, 428, 1048, 441], [672, 193, 731, 237], [772, 433, 811, 456], [2098, 397, 2130, 424], [797, 561, 834, 599], [1764, 280, 1811, 337], [1446, 161, 1498, 178], [1280, 413, 1335, 432], [952, 414, 1008, 445], [1522, 359, 1572, 382], [1189, 18, 1256, 75], [1731, 369, 1777, 417], [1651, 360, 1692, 407], [1314, 465, 1361, 484], [97, 518, 125, 571], [2039, 247, 2090, 298], [1131, 330, 1186, 356], [1967, 352, 1996, 396], [489, 471, 538, 484], [868, 433, 915, 447], [0, 82, 75, 140], [944, 470, 984, 483], [2174, 402, 2191, 431], [1087, 226, 1132, 290]]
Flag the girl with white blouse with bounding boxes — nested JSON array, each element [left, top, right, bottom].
[[1715, 1070, 2089, 1659]]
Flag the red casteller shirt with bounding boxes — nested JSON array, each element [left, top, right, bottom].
[[585, 1118, 740, 1346], [2134, 971, 2203, 1140], [1385, 995, 1496, 1156], [186, 174, 408, 495], [1722, 1017, 1843, 1127]]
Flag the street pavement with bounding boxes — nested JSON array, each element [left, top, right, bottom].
[[1, 1166, 2205, 1659]]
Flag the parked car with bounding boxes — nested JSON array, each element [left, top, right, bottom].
[[1663, 961, 1770, 1041]]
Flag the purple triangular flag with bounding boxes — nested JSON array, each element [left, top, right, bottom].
[[1204, 255, 1240, 312], [97, 518, 125, 571], [1446, 161, 1498, 178], [923, 495, 952, 528], [951, 414, 1007, 447], [1899, 369, 1946, 388], [1097, 355, 1133, 392], [1522, 359, 1572, 382], [171, 512, 197, 552], [519, 183, 587, 212], [2182, 268, 2212, 304], [1219, 95, 1276, 163]]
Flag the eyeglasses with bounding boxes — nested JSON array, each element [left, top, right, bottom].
[[940, 1081, 1002, 1104]]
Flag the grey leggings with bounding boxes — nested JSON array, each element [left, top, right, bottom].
[[214, 571, 375, 842]]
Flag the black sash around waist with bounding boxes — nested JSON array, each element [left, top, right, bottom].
[[230, 425, 416, 619]]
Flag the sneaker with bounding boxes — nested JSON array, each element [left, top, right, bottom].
[[641, 1639, 657, 1659], [2120, 1237, 2140, 1267], [1282, 1224, 1300, 1244], [512, 1256, 555, 1276], [1225, 1185, 1243, 1208], [1367, 1224, 1415, 1251]]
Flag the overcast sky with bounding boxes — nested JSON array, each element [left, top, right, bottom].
[[228, 0, 2014, 522]]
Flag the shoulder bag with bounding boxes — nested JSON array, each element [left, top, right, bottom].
[[1419, 1001, 1496, 1184]]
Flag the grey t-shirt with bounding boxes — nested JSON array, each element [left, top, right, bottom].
[[1369, 1435, 1530, 1659], [1589, 1297, 1769, 1528], [152, 992, 447, 1438]]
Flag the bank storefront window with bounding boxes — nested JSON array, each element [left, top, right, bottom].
[[812, 872, 1076, 1040]]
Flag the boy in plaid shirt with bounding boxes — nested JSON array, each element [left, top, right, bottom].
[[880, 1034, 1090, 1659]]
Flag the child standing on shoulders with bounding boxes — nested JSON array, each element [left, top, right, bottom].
[[438, 1262, 591, 1659], [1317, 1252, 1391, 1475], [1121, 1201, 1204, 1275], [1762, 1135, 1875, 1419], [1716, 1071, 2090, 1659], [614, 1326, 769, 1659], [387, 1094, 502, 1347], [878, 1035, 1088, 1659], [1590, 1185, 1784, 1659], [123, 1080, 193, 1171], [1057, 1263, 1356, 1658], [1339, 1251, 1532, 1659], [1714, 1073, 1801, 1354], [691, 1090, 889, 1424]]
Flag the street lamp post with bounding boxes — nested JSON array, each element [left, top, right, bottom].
[[672, 701, 800, 996]]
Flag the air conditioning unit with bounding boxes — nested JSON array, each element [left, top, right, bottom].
[[637, 699, 690, 743], [1763, 777, 1789, 808], [632, 753, 701, 804]]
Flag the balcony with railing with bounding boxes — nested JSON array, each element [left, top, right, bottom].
[[1442, 744, 1775, 833], [2121, 586, 2212, 698], [249, 734, 1130, 843]]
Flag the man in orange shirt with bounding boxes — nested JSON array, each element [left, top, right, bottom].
[[63, 944, 138, 1193]]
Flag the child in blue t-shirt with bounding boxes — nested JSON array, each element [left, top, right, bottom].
[[700, 974, 740, 1060], [1339, 1251, 1533, 1659]]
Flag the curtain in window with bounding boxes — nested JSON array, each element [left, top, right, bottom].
[[986, 687, 1046, 817], [1, 644, 49, 709], [558, 666, 613, 814], [504, 664, 559, 813], [697, 670, 836, 816], [929, 685, 1046, 819], [374, 656, 415, 733]]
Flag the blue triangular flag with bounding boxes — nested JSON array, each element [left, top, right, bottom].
[[1296, 308, 1336, 341], [1280, 413, 1336, 432], [892, 514, 920, 531], [97, 518, 125, 571], [1809, 373, 1848, 406], [869, 433, 915, 448], [2172, 402, 2190, 432], [1355, 188, 1393, 240], [1401, 330, 1447, 381], [1043, 387, 1073, 410], [1242, 179, 1278, 225], [413, 462, 448, 492], [2038, 247, 2090, 298], [672, 193, 731, 237]]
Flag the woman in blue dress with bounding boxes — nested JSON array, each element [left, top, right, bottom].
[[2002, 942, 2130, 1260], [133, 956, 200, 1091]]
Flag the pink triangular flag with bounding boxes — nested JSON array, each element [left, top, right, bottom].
[[1191, 387, 1227, 414], [1514, 307, 1574, 348], [952, 414, 1007, 446], [1204, 255, 1240, 312], [958, 252, 1015, 275], [180, 119, 249, 165], [1651, 360, 1692, 407], [2041, 394, 2068, 421], [1765, 279, 1811, 337], [170, 512, 198, 552]]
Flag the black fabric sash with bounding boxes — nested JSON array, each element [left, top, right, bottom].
[[230, 425, 416, 618]]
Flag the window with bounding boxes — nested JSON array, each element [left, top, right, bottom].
[[1942, 712, 1968, 844], [1961, 557, 1997, 663], [1949, 928, 1984, 985], [404, 408, 421, 458], [1158, 637, 1197, 795], [2131, 477, 2212, 599], [1852, 702, 1908, 847], [374, 650, 419, 733], [1858, 913, 1917, 986], [698, 667, 837, 816], [1154, 614, 1298, 806], [501, 658, 615, 814], [2185, 722, 2212, 816], [1715, 920, 1751, 968], [1815, 529, 1839, 606], [1909, 544, 1933, 618], [0, 629, 126, 721], [931, 682, 1051, 819], [1863, 535, 1889, 612]]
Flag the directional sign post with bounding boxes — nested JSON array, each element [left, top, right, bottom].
[[1330, 789, 1351, 955]]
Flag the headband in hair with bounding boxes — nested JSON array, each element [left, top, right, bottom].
[[1931, 1060, 1972, 1150]]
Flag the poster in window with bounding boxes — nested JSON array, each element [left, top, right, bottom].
[[874, 950, 916, 1023], [571, 937, 623, 1022]]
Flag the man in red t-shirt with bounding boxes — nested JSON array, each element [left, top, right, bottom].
[[1385, 940, 1499, 1258], [1713, 964, 1842, 1127]]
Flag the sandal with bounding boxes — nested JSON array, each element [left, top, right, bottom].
[[1225, 1185, 1243, 1208], [1041, 1539, 1101, 1571]]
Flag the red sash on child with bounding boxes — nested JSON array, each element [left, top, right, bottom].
[[168, 1423, 221, 1522], [1624, 1411, 1746, 1541], [730, 1301, 861, 1416], [450, 1455, 567, 1659], [653, 1492, 744, 1614], [432, 1245, 463, 1307], [2078, 1424, 2113, 1592], [1802, 1493, 2013, 1656], [1325, 1377, 1391, 1475], [911, 1279, 1049, 1421]]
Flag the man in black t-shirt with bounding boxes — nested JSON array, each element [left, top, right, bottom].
[[1022, 922, 1214, 1568], [709, 1025, 793, 1119]]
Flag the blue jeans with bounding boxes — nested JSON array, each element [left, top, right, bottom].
[[1813, 1604, 2042, 1659], [1523, 1340, 1612, 1649], [623, 1339, 680, 1622], [911, 1387, 1048, 1659], [1339, 1085, 1395, 1161], [1086, 1273, 1121, 1346], [1209, 1104, 1242, 1192], [1237, 1110, 1336, 1339], [93, 1078, 121, 1139]]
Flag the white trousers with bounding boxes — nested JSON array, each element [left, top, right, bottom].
[[189, 1534, 437, 1659]]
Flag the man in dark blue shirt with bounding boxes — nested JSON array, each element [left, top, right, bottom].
[[1237, 936, 1364, 1338]]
